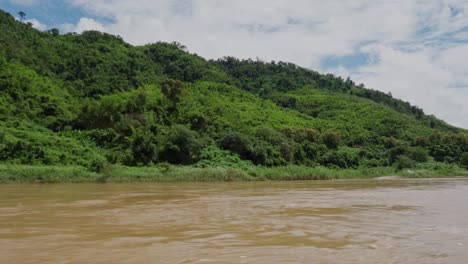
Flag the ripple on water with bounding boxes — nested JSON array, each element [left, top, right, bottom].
[[1, 179, 468, 264]]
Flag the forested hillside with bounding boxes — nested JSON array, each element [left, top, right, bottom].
[[1, 9, 467, 172]]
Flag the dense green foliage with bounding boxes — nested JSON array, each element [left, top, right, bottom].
[[0, 9, 467, 174], [2, 163, 467, 183]]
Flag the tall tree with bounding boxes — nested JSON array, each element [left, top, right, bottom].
[[18, 11, 26, 21]]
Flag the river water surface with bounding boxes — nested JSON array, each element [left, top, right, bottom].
[[1, 179, 468, 263]]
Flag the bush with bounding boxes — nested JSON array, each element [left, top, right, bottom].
[[388, 146, 428, 165], [320, 151, 347, 168], [322, 131, 341, 149], [319, 148, 360, 169], [160, 125, 206, 164], [394, 155, 415, 170], [0, 119, 106, 167], [218, 132, 253, 160], [161, 79, 184, 105], [87, 156, 109, 173], [281, 128, 320, 143], [461, 152, 468, 169], [406, 146, 429, 163], [196, 146, 252, 169], [130, 131, 159, 165], [88, 128, 117, 147], [302, 142, 326, 163], [255, 127, 285, 145], [256, 127, 297, 162], [218, 132, 288, 166], [249, 141, 285, 166], [388, 146, 408, 164]]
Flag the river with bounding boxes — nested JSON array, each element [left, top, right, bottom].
[[1, 179, 468, 263]]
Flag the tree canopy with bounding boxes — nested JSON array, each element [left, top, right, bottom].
[[0, 9, 466, 170]]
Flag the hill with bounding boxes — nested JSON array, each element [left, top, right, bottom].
[[0, 9, 467, 175]]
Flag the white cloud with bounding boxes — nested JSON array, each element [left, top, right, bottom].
[[10, 15, 48, 31], [61, 17, 105, 33], [349, 44, 468, 128], [437, 45, 468, 87], [67, 0, 421, 66], [24, 18, 47, 30], [62, 0, 468, 128]]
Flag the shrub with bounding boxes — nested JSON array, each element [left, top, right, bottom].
[[255, 127, 284, 145], [320, 151, 347, 168], [218, 132, 253, 159], [302, 142, 326, 163], [87, 156, 108, 173], [394, 155, 415, 170], [281, 128, 320, 143], [388, 146, 408, 164], [461, 152, 468, 169], [160, 125, 206, 164], [130, 131, 159, 165], [406, 146, 429, 163], [196, 146, 252, 169], [322, 131, 341, 149]]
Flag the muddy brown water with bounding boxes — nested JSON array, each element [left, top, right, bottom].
[[1, 179, 468, 264]]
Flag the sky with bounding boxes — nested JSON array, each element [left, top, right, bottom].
[[1, 0, 468, 128]]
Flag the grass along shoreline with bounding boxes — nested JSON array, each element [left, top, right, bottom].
[[0, 163, 467, 183]]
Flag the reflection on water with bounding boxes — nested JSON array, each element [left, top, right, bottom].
[[1, 179, 468, 263]]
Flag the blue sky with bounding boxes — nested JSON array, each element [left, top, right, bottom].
[[1, 0, 468, 128], [1, 0, 85, 26]]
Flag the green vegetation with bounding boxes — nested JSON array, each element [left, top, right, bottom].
[[0, 9, 467, 182], [1, 163, 466, 183]]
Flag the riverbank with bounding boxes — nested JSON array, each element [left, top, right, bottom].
[[0, 163, 467, 183]]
